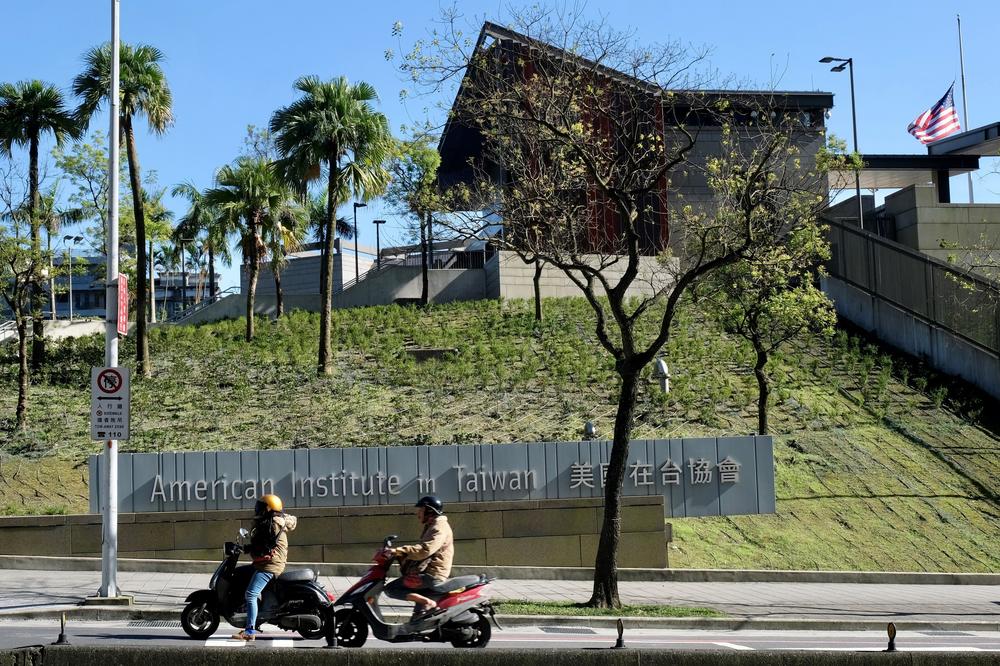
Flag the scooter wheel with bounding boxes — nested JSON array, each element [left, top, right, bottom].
[[329, 608, 368, 648], [449, 614, 491, 648], [181, 600, 220, 640]]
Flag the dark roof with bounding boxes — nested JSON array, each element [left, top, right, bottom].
[[439, 21, 833, 181], [828, 153, 980, 190], [927, 122, 1000, 157]]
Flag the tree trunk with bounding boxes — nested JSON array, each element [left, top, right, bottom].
[[29, 136, 44, 371], [15, 314, 29, 431], [124, 117, 151, 377], [149, 240, 156, 324], [533, 257, 543, 322], [420, 212, 429, 305], [274, 264, 284, 319], [208, 242, 216, 302], [245, 218, 260, 342], [588, 366, 641, 608], [318, 154, 337, 375], [753, 341, 769, 436]]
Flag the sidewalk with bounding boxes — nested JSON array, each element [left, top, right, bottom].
[[0, 568, 997, 629]]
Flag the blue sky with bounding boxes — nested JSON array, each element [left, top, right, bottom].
[[2, 0, 998, 288]]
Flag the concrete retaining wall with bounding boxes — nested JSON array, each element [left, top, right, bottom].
[[494, 252, 672, 300], [823, 275, 1000, 401], [0, 496, 667, 568], [4, 646, 995, 665]]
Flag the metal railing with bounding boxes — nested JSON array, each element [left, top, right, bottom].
[[0, 320, 16, 343], [167, 286, 240, 324]]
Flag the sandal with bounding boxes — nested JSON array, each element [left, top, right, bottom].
[[231, 630, 255, 641]]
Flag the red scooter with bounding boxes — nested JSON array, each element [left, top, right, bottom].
[[329, 535, 500, 648]]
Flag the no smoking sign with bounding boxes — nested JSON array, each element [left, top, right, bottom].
[[91, 367, 131, 441]]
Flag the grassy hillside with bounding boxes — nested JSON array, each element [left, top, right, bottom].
[[1, 298, 997, 572]]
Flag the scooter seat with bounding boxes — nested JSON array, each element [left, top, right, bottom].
[[277, 568, 315, 583], [434, 574, 485, 594]]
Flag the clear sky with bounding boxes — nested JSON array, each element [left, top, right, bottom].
[[2, 0, 998, 289]]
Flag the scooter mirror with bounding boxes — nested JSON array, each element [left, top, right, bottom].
[[383, 535, 398, 548], [238, 528, 249, 539]]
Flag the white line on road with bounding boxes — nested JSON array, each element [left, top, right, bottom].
[[713, 642, 753, 650]]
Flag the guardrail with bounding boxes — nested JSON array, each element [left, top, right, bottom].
[[167, 287, 240, 324]]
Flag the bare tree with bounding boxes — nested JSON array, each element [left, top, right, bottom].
[[402, 9, 838, 606]]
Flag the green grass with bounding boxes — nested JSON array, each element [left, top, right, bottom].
[[0, 298, 997, 573], [494, 600, 721, 617]]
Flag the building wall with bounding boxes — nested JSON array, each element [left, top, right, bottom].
[[885, 185, 1000, 270], [494, 251, 673, 300], [0, 496, 667, 568]]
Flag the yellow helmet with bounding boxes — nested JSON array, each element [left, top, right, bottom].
[[255, 494, 283, 515]]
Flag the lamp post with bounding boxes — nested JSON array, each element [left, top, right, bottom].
[[178, 237, 195, 312], [352, 202, 366, 281], [820, 56, 865, 231], [373, 219, 386, 269], [62, 235, 83, 321]]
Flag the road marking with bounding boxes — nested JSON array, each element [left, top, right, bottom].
[[204, 638, 297, 648], [714, 642, 753, 650]]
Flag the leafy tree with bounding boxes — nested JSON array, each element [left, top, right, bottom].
[[269, 75, 391, 375], [263, 205, 306, 318], [402, 11, 847, 606], [74, 42, 173, 377], [711, 222, 836, 435], [385, 135, 440, 305], [0, 80, 82, 368], [0, 228, 38, 430], [203, 157, 298, 341]]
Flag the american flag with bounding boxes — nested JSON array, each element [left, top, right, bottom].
[[907, 84, 961, 144]]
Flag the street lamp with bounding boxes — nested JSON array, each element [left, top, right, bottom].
[[178, 237, 196, 312], [62, 235, 84, 321], [352, 202, 366, 281], [373, 219, 386, 269], [820, 56, 865, 231]]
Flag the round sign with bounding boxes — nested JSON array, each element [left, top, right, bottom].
[[96, 368, 123, 394]]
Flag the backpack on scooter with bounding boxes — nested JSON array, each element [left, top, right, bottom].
[[249, 516, 285, 566]]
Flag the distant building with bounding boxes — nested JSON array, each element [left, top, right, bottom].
[[243, 238, 377, 297]]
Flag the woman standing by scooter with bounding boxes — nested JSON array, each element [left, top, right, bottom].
[[232, 494, 297, 641]]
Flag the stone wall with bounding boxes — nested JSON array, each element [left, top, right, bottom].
[[0, 496, 667, 568]]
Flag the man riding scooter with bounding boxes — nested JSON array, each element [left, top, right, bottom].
[[384, 495, 453, 622], [232, 493, 298, 641]]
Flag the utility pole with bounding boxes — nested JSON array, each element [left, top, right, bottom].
[[100, 0, 121, 598]]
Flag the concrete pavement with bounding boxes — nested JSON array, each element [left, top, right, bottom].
[[0, 568, 997, 630]]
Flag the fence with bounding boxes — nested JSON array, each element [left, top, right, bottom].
[[825, 216, 1000, 355]]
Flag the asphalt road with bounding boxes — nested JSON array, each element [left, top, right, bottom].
[[1, 619, 998, 652]]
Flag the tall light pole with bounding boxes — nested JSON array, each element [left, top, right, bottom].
[[373, 219, 386, 269], [100, 0, 121, 599], [63, 235, 83, 321], [178, 237, 195, 311], [352, 202, 366, 280], [820, 56, 865, 232]]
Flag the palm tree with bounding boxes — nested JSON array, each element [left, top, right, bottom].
[[0, 80, 81, 368], [270, 76, 391, 376], [172, 182, 234, 308], [264, 207, 306, 318], [73, 42, 172, 377], [203, 157, 297, 341], [306, 192, 352, 306]]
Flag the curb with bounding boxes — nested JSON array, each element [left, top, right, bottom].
[[1, 605, 997, 633], [1, 555, 996, 585]]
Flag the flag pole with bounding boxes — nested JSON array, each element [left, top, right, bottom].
[[958, 14, 973, 203]]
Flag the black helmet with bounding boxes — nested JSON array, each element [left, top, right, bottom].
[[415, 495, 444, 516]]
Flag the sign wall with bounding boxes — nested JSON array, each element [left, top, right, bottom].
[[90, 437, 774, 517]]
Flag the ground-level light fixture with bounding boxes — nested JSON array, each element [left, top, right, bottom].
[[583, 421, 596, 440], [653, 359, 670, 393]]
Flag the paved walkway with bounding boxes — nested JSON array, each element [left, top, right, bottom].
[[0, 569, 997, 624]]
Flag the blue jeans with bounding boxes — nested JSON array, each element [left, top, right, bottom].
[[245, 571, 274, 634]]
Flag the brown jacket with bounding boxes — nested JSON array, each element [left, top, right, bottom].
[[395, 515, 454, 582], [251, 513, 297, 576]]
